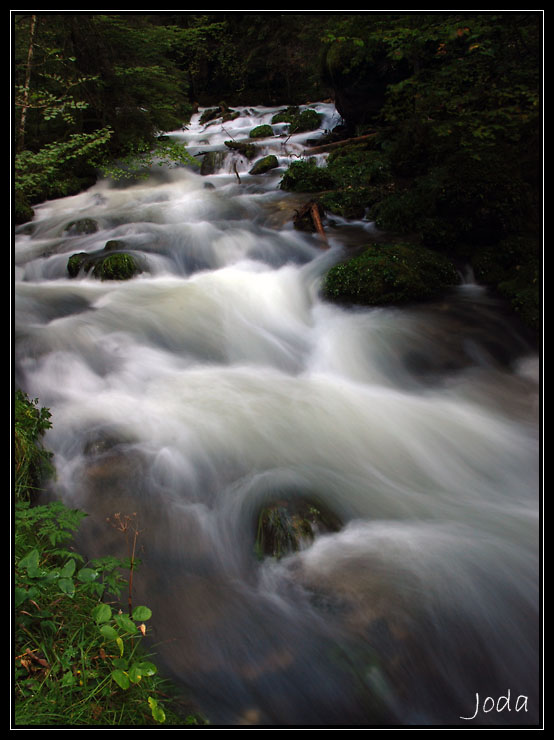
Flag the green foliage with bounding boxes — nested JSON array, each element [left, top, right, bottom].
[[279, 158, 335, 193], [14, 391, 54, 502], [323, 242, 460, 306], [14, 500, 177, 726]]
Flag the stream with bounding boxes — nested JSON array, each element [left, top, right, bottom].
[[14, 103, 540, 726]]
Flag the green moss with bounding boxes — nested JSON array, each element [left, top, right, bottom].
[[288, 109, 321, 134], [323, 242, 460, 306], [279, 159, 335, 193], [92, 253, 141, 281], [67, 252, 93, 278], [15, 192, 35, 225], [249, 154, 279, 175], [249, 124, 274, 139]]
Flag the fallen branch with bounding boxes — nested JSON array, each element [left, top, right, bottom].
[[310, 202, 328, 248], [302, 132, 377, 156]]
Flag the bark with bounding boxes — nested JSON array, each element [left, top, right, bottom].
[[17, 14, 37, 152]]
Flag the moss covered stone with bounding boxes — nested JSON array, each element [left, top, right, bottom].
[[64, 218, 99, 235], [224, 140, 257, 160], [279, 159, 335, 193], [255, 498, 341, 560], [323, 242, 460, 306], [249, 124, 274, 139], [92, 253, 141, 281], [249, 154, 278, 175], [67, 252, 93, 278], [67, 249, 141, 281]]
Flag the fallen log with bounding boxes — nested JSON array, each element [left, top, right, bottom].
[[302, 132, 377, 156], [293, 200, 328, 248]]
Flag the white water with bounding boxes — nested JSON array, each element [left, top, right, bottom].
[[14, 103, 540, 726]]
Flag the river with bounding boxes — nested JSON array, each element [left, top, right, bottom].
[[14, 103, 541, 727]]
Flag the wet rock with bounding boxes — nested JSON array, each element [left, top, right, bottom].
[[249, 155, 278, 175], [64, 218, 99, 235], [249, 124, 274, 139], [224, 140, 257, 160], [255, 497, 341, 559], [200, 151, 227, 176], [323, 242, 460, 307], [67, 245, 142, 281]]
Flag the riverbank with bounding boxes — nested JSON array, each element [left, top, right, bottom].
[[14, 391, 206, 727]]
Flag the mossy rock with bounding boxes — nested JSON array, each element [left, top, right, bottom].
[[249, 124, 274, 139], [289, 109, 321, 134], [280, 159, 335, 193], [249, 155, 279, 175], [255, 498, 341, 560], [67, 249, 141, 281], [200, 150, 227, 176], [64, 218, 99, 235], [67, 252, 94, 278], [224, 140, 258, 160], [15, 192, 34, 225], [92, 253, 141, 281], [323, 242, 460, 306], [271, 106, 300, 124], [104, 239, 127, 252]]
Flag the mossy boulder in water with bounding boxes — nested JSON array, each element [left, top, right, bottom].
[[67, 247, 141, 281], [64, 218, 99, 235], [271, 107, 321, 133], [249, 124, 274, 139], [249, 154, 278, 175], [92, 253, 141, 281], [323, 242, 460, 306], [255, 498, 341, 560]]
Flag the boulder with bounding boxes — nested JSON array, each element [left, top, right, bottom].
[[67, 245, 142, 281], [249, 124, 274, 139], [255, 497, 341, 560], [323, 242, 460, 306], [64, 218, 99, 235], [249, 155, 279, 175]]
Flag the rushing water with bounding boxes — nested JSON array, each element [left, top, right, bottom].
[[14, 103, 541, 726]]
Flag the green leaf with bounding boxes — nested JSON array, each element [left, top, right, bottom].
[[128, 664, 143, 684], [58, 578, 75, 596], [100, 624, 118, 641], [15, 588, 29, 608], [111, 669, 130, 690], [61, 671, 76, 687], [148, 696, 166, 723], [78, 567, 99, 583], [61, 559, 76, 578], [134, 661, 157, 677], [114, 613, 138, 634], [131, 605, 152, 621], [19, 549, 40, 571], [92, 603, 112, 623], [116, 637, 124, 658]]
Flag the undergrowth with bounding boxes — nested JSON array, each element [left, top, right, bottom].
[[13, 392, 204, 727]]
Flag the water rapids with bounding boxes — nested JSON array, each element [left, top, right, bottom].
[[14, 103, 541, 727]]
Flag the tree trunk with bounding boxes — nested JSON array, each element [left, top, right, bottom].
[[17, 14, 37, 152]]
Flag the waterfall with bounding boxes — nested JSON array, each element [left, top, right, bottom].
[[14, 103, 540, 727]]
